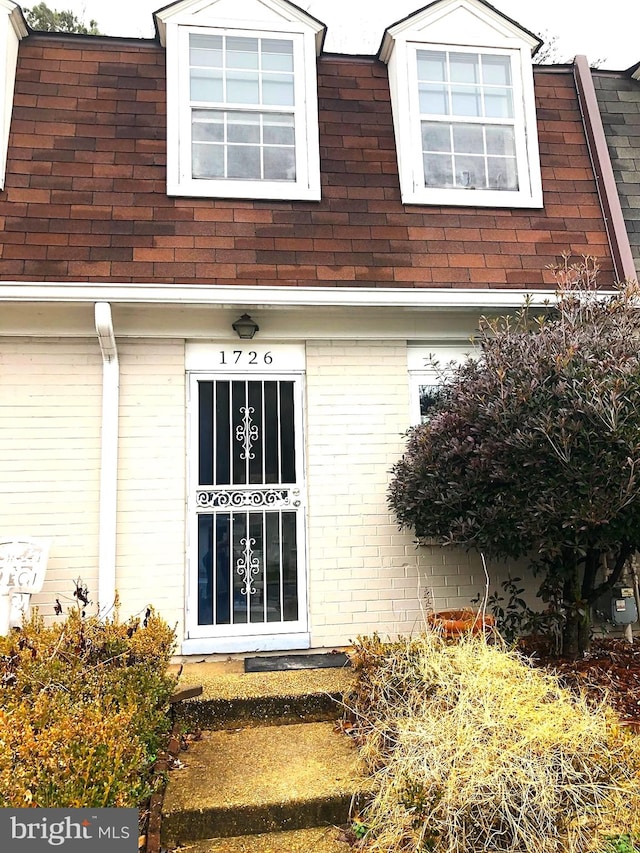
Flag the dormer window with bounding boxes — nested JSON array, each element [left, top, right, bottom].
[[380, 0, 543, 208], [156, 0, 324, 201], [189, 32, 297, 182], [418, 48, 518, 192]]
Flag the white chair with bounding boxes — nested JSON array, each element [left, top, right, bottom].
[[0, 538, 51, 632]]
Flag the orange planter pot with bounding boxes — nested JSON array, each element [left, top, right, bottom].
[[427, 608, 495, 637]]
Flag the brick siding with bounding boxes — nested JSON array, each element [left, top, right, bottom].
[[305, 340, 528, 646], [0, 338, 102, 615]]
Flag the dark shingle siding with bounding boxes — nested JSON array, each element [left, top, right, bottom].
[[0, 35, 614, 286], [594, 71, 640, 275]]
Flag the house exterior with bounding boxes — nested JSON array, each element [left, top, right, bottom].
[[0, 0, 628, 655]]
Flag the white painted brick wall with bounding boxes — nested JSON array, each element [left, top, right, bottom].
[[114, 340, 186, 637], [0, 334, 536, 649], [0, 338, 102, 616], [304, 340, 528, 648]]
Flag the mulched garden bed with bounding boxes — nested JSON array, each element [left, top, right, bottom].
[[520, 637, 640, 725]]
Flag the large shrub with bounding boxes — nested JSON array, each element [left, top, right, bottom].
[[0, 606, 176, 807], [388, 263, 640, 657], [348, 633, 640, 853]]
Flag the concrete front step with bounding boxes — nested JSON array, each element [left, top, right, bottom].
[[173, 659, 354, 730], [171, 826, 347, 852], [161, 720, 368, 848]]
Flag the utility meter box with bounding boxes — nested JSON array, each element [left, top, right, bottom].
[[606, 586, 638, 625]]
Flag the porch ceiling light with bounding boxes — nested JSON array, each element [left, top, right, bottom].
[[232, 313, 259, 339]]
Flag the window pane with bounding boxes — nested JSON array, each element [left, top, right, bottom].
[[190, 46, 223, 68], [482, 55, 511, 86], [262, 73, 295, 107], [198, 514, 214, 625], [451, 85, 481, 117], [422, 121, 450, 152], [419, 384, 442, 422], [488, 156, 519, 190], [265, 512, 282, 622], [279, 382, 296, 483], [486, 125, 516, 156], [227, 113, 260, 143], [420, 84, 448, 115], [424, 152, 454, 188], [228, 145, 261, 179], [452, 124, 483, 153], [192, 143, 224, 179], [191, 70, 223, 102], [264, 147, 296, 180], [198, 382, 214, 486], [450, 53, 479, 84], [192, 116, 224, 142], [262, 121, 295, 146], [484, 88, 513, 118], [454, 154, 486, 188], [226, 37, 259, 69], [226, 71, 260, 104], [215, 514, 231, 625], [262, 39, 294, 72], [190, 34, 222, 61], [281, 511, 298, 621], [417, 50, 446, 82]]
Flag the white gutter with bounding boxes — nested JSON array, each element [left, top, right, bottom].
[[0, 283, 559, 309], [94, 302, 119, 618]]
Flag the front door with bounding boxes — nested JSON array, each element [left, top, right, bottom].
[[186, 373, 307, 651]]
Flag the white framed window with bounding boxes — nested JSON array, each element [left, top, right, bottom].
[[381, 0, 543, 208], [416, 47, 519, 193], [408, 344, 472, 425], [189, 33, 297, 184], [159, 2, 323, 201]]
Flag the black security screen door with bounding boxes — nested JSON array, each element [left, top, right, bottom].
[[191, 378, 304, 634]]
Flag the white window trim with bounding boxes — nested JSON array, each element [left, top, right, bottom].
[[391, 40, 542, 208], [382, 0, 544, 211], [0, 1, 27, 191], [165, 20, 321, 201], [408, 344, 473, 424]]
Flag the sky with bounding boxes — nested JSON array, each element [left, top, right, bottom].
[[31, 0, 639, 70]]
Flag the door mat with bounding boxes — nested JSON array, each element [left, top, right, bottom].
[[244, 652, 351, 673]]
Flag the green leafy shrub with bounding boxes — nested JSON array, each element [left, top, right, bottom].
[[348, 632, 640, 853], [0, 604, 176, 807]]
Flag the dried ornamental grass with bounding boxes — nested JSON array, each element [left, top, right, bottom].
[[348, 633, 640, 853]]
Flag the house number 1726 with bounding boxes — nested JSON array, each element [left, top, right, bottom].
[[218, 350, 273, 366]]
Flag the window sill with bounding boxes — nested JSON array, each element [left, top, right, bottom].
[[168, 179, 321, 202], [401, 186, 544, 208]]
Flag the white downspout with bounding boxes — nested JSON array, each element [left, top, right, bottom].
[[95, 302, 119, 617]]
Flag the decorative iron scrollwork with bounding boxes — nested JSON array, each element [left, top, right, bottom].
[[236, 537, 260, 596], [196, 489, 292, 510], [235, 406, 259, 460]]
